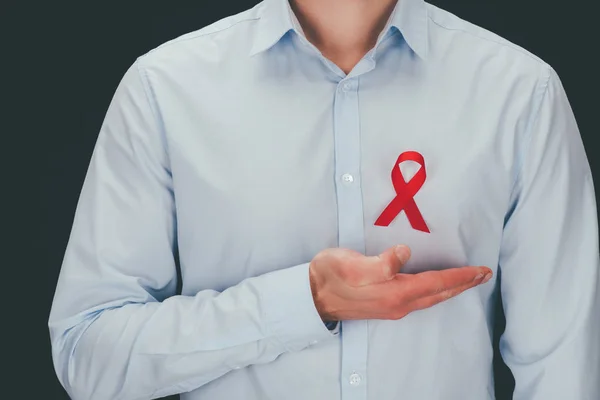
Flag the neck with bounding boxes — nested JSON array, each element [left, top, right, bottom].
[[290, 0, 398, 74]]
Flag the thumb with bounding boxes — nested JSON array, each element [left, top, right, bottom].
[[377, 245, 411, 281]]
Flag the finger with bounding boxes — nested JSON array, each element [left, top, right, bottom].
[[405, 272, 492, 313], [367, 245, 411, 283], [399, 266, 492, 300]]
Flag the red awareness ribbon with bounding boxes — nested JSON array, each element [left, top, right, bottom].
[[374, 151, 430, 233]]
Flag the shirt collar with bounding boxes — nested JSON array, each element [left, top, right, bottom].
[[250, 0, 296, 56], [250, 0, 429, 59], [387, 0, 429, 59]]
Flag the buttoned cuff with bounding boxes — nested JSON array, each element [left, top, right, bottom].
[[260, 262, 338, 352]]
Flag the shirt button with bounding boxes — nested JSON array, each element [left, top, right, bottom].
[[349, 372, 362, 386], [232, 366, 241, 370], [341, 173, 354, 183], [342, 82, 353, 91]]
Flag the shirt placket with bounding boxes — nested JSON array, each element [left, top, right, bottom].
[[334, 71, 369, 400]]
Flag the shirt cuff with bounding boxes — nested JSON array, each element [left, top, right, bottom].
[[259, 262, 339, 352]]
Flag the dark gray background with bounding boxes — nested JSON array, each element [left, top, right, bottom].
[[37, 1, 598, 399]]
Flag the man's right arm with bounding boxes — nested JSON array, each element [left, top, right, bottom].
[[48, 60, 336, 400]]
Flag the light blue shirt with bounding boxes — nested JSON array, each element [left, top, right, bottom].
[[49, 0, 600, 399]]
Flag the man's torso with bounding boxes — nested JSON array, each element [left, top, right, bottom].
[[136, 0, 547, 398]]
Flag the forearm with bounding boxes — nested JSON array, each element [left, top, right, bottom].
[[502, 247, 600, 399], [507, 321, 600, 400], [50, 263, 337, 400]]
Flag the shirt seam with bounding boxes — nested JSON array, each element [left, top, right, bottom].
[[507, 65, 552, 204], [427, 13, 547, 66], [142, 16, 260, 57], [135, 59, 171, 164]]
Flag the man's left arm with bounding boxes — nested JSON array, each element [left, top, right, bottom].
[[498, 65, 600, 399]]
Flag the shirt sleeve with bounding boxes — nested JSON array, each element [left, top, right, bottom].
[[48, 59, 338, 400], [498, 65, 600, 399]]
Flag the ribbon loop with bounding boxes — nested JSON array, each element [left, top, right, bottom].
[[374, 151, 430, 233]]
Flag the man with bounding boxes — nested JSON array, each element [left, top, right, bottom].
[[49, 0, 600, 399]]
